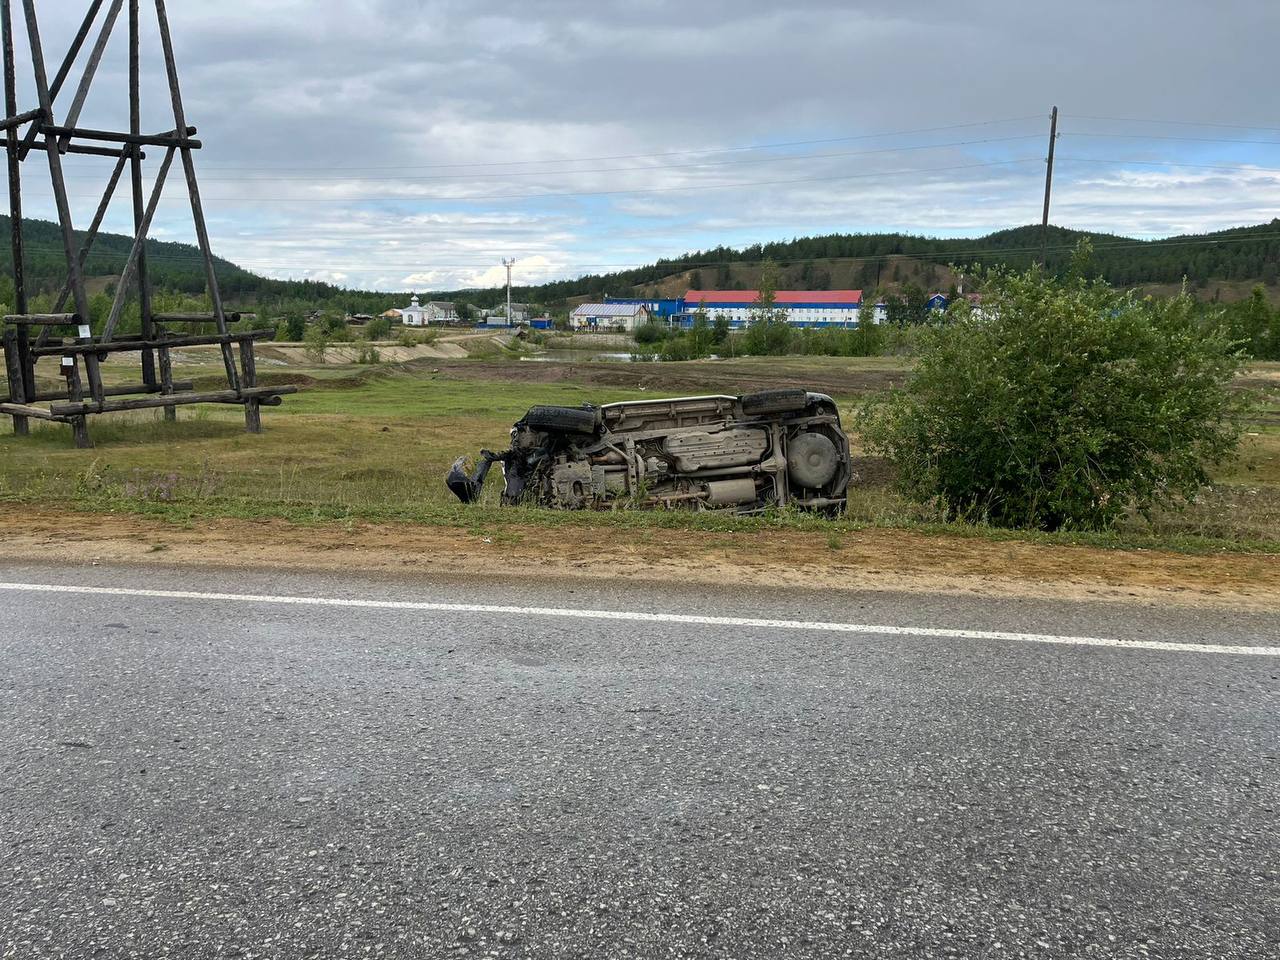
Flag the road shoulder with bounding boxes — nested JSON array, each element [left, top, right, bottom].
[[2, 508, 1278, 612]]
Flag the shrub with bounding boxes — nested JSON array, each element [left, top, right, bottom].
[[633, 321, 668, 345], [364, 315, 392, 341], [858, 265, 1248, 531]]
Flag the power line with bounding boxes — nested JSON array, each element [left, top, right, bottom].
[[56, 157, 1043, 204], [1064, 131, 1280, 147], [1058, 156, 1280, 175], [1069, 114, 1280, 133], [190, 115, 1048, 172], [56, 134, 1045, 184]]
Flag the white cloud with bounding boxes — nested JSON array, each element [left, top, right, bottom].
[[16, 0, 1280, 292]]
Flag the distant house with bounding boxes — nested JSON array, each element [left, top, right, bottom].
[[400, 295, 429, 326], [925, 293, 948, 312], [425, 301, 457, 324], [346, 313, 373, 325], [381, 308, 402, 321], [571, 302, 652, 332]]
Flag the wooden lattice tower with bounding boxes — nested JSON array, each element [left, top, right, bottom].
[[0, 0, 293, 447]]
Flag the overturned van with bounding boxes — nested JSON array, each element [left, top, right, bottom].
[[446, 388, 851, 514]]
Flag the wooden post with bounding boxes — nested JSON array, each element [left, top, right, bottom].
[[20, 0, 100, 407], [2, 0, 28, 436], [1040, 105, 1058, 265], [2, 327, 27, 434], [154, 0, 240, 394], [240, 337, 260, 432], [129, 0, 155, 387], [157, 337, 174, 421], [62, 353, 91, 448]]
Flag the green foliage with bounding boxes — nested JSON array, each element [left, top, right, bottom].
[[303, 323, 329, 363], [859, 264, 1249, 531], [355, 345, 382, 365], [1218, 285, 1280, 360], [364, 315, 393, 341], [633, 321, 668, 345], [882, 283, 931, 327], [277, 312, 306, 342]]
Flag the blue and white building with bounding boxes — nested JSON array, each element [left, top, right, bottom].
[[676, 289, 865, 329]]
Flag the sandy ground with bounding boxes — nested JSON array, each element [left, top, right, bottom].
[[3, 509, 1279, 612]]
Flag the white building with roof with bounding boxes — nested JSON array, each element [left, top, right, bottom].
[[400, 295, 429, 326], [570, 302, 652, 332]]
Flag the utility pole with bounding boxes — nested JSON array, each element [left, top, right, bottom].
[[502, 257, 515, 324], [1040, 105, 1058, 265]]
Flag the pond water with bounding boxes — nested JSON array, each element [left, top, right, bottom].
[[522, 349, 639, 363]]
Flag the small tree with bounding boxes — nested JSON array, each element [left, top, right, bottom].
[[281, 311, 307, 342], [859, 262, 1248, 530], [303, 322, 329, 363]]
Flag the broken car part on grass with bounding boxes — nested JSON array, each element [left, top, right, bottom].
[[446, 389, 851, 514]]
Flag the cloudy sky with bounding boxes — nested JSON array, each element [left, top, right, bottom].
[[16, 0, 1280, 292]]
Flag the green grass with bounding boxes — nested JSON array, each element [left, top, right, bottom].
[[1, 359, 1278, 556]]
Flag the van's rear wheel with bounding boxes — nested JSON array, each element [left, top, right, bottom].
[[523, 405, 599, 434], [741, 388, 809, 416]]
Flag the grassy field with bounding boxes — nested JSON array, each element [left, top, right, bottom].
[[1, 353, 1278, 553]]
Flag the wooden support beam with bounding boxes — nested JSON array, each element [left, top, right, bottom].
[[25, 137, 140, 159], [31, 328, 274, 356], [5, 312, 81, 324], [2, 326, 27, 433], [0, 106, 41, 131], [42, 123, 197, 149], [154, 0, 238, 393], [0, 400, 60, 420], [25, 379, 193, 402], [101, 145, 173, 341], [21, 0, 95, 404], [56, 0, 123, 152], [129, 0, 154, 390], [240, 337, 260, 432], [12, 0, 105, 159], [51, 384, 296, 417], [43, 150, 127, 346], [152, 312, 242, 323]]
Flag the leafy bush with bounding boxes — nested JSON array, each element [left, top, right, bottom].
[[633, 321, 668, 345], [364, 315, 392, 341], [398, 328, 440, 347], [858, 266, 1248, 531]]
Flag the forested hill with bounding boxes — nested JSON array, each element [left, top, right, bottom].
[[0, 215, 401, 313], [486, 221, 1280, 305], [2, 215, 1279, 311]]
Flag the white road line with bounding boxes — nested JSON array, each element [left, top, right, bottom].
[[0, 581, 1275, 657]]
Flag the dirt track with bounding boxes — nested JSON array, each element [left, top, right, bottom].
[[4, 510, 1278, 612]]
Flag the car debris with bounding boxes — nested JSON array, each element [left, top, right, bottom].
[[446, 389, 850, 514]]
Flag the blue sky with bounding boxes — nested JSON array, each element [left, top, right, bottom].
[[14, 0, 1280, 293]]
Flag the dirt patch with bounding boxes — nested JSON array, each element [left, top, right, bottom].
[[3, 510, 1279, 612]]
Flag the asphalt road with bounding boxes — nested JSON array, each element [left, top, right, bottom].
[[1, 561, 1277, 959]]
